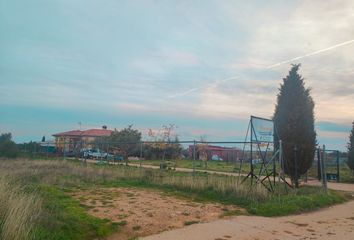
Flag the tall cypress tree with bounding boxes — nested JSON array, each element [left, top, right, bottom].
[[274, 64, 316, 187], [347, 122, 354, 175]]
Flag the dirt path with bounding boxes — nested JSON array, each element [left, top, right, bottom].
[[142, 200, 354, 240], [81, 159, 354, 239], [69, 187, 244, 240], [142, 183, 354, 240]]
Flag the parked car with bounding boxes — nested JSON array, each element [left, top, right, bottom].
[[211, 154, 223, 161], [81, 148, 112, 159]]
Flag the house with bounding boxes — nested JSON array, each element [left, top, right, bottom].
[[188, 145, 241, 162], [53, 126, 113, 153]]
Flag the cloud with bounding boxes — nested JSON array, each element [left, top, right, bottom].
[[1, 0, 354, 150]]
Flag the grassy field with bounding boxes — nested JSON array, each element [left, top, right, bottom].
[[141, 158, 354, 183], [0, 158, 351, 239], [307, 164, 354, 183], [137, 158, 267, 174]]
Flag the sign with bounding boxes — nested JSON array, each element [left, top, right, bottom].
[[251, 116, 274, 143]]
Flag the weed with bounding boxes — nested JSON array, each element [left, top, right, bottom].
[[184, 220, 199, 226]]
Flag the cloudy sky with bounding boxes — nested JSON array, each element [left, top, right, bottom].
[[1, 0, 354, 150]]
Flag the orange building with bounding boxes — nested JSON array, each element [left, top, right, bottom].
[[53, 127, 113, 152]]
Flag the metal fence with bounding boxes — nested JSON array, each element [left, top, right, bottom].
[[18, 139, 348, 183], [307, 148, 347, 182]]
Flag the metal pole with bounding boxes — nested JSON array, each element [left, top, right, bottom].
[[322, 145, 327, 192], [46, 141, 49, 159], [317, 148, 321, 181], [273, 146, 276, 186], [33, 142, 36, 158], [107, 143, 110, 164], [336, 150, 340, 182], [250, 120, 253, 185], [140, 142, 143, 168], [278, 140, 282, 183], [63, 139, 66, 160], [193, 140, 196, 176]]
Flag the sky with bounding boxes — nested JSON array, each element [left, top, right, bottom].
[[0, 0, 354, 151]]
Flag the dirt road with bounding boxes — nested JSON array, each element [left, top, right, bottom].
[[142, 183, 354, 240], [142, 201, 354, 240]]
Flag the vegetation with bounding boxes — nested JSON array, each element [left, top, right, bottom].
[[0, 133, 18, 158], [0, 159, 350, 239], [0, 178, 41, 240], [105, 125, 142, 157], [347, 121, 354, 175], [146, 124, 182, 162], [34, 186, 116, 239], [273, 64, 316, 187]]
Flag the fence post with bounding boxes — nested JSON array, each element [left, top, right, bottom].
[[317, 148, 321, 181], [278, 140, 283, 183], [294, 145, 298, 188], [63, 139, 66, 160], [140, 142, 143, 168], [46, 141, 49, 159], [336, 150, 340, 182], [193, 140, 196, 176], [321, 145, 327, 192], [33, 142, 36, 158]]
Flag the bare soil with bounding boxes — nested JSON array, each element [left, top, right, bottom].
[[69, 187, 244, 240], [143, 200, 354, 240], [142, 183, 354, 240]]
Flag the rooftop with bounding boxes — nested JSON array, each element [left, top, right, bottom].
[[53, 129, 113, 137]]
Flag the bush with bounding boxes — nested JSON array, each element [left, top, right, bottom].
[[0, 133, 18, 158]]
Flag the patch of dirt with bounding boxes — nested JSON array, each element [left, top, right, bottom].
[[69, 187, 244, 240], [142, 199, 354, 240]]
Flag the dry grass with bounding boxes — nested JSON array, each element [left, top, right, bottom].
[[0, 159, 269, 203], [0, 177, 42, 240]]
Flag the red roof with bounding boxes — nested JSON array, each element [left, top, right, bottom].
[[53, 129, 113, 137], [81, 129, 112, 137], [53, 130, 82, 137]]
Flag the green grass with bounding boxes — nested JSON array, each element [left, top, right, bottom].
[[33, 185, 118, 240], [307, 163, 354, 183], [143, 159, 354, 183], [141, 159, 239, 173], [0, 159, 352, 240], [100, 178, 350, 217], [247, 188, 350, 216]]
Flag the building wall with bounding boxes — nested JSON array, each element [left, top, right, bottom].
[[54, 136, 106, 152]]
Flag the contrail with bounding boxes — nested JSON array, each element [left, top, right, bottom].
[[168, 76, 239, 98], [169, 39, 354, 98], [266, 39, 354, 68]]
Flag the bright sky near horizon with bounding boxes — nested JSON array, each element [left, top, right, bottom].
[[1, 0, 354, 150]]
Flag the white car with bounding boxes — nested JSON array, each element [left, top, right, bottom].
[[211, 154, 223, 161], [84, 149, 111, 159]]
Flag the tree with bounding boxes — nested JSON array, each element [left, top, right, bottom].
[[0, 133, 18, 158], [147, 124, 181, 163], [106, 125, 142, 158], [347, 121, 354, 175], [273, 64, 316, 187]]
